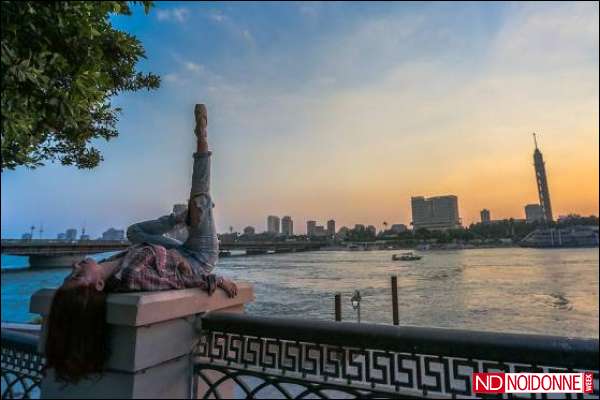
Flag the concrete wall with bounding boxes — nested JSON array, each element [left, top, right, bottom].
[[30, 283, 255, 399]]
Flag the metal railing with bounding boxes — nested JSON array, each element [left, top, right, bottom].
[[193, 313, 599, 399], [1, 330, 44, 399], [2, 317, 599, 399]]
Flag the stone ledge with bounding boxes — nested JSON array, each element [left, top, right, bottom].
[[30, 282, 254, 326]]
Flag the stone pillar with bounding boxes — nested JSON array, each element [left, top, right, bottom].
[[30, 283, 254, 399]]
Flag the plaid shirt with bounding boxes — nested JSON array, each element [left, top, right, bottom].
[[105, 243, 218, 293]]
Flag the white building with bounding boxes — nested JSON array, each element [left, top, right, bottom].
[[525, 204, 545, 223], [102, 228, 125, 241], [65, 228, 78, 241], [267, 216, 280, 234], [411, 195, 461, 231], [306, 220, 317, 236], [281, 216, 293, 236]]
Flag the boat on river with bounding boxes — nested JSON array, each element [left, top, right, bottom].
[[392, 252, 422, 261]]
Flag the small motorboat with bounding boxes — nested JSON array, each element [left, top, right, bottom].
[[392, 252, 422, 261]]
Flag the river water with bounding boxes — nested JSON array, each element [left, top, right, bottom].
[[1, 248, 598, 338]]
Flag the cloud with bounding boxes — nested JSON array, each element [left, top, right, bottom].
[[241, 29, 255, 45], [298, 2, 322, 18], [204, 11, 255, 47], [209, 12, 226, 23], [489, 2, 598, 74], [163, 73, 180, 83], [162, 57, 225, 90], [183, 61, 204, 73], [155, 7, 190, 23]]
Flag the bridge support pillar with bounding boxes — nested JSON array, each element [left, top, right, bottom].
[[29, 254, 84, 268], [30, 283, 255, 399]]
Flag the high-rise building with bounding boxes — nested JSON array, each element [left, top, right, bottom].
[[65, 228, 78, 241], [411, 195, 461, 231], [525, 204, 545, 224], [532, 133, 553, 222], [480, 209, 491, 224], [313, 226, 327, 237], [102, 228, 125, 241], [327, 219, 336, 236], [281, 216, 293, 236], [306, 220, 317, 236], [267, 216, 280, 234]]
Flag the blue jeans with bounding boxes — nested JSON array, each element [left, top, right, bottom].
[[126, 152, 218, 274]]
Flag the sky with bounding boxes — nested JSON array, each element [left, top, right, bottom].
[[1, 1, 599, 238]]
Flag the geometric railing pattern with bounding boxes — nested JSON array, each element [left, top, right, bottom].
[[2, 316, 599, 399], [1, 330, 44, 399], [194, 313, 599, 399]]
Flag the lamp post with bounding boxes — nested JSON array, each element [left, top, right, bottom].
[[351, 290, 361, 323]]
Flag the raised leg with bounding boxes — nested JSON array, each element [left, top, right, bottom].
[[182, 104, 219, 272], [126, 214, 183, 249]]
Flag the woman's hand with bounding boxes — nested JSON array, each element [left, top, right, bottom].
[[217, 277, 238, 298], [176, 260, 193, 276]]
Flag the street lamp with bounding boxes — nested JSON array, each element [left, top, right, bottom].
[[351, 290, 361, 323]]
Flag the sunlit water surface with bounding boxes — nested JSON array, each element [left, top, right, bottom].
[[2, 248, 598, 337]]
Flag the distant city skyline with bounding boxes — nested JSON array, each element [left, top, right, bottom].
[[1, 2, 598, 238], [1, 128, 596, 240]]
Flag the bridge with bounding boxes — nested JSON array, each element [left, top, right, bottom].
[[1, 239, 323, 268]]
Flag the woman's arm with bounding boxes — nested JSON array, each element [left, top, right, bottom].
[[178, 270, 238, 297]]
